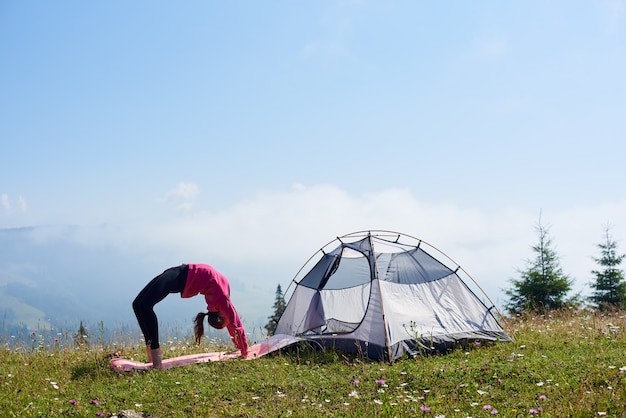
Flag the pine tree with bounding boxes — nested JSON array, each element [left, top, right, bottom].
[[74, 321, 89, 346], [589, 226, 626, 310], [505, 217, 573, 314], [264, 284, 286, 336]]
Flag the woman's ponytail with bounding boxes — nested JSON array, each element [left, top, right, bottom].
[[193, 312, 208, 345]]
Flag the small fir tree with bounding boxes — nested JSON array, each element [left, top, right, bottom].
[[505, 217, 573, 314], [74, 321, 89, 346], [589, 226, 626, 310], [265, 284, 286, 336]]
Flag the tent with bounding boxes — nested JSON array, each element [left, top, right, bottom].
[[275, 230, 511, 361]]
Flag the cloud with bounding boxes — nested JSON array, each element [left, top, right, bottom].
[[1, 194, 28, 214], [17, 196, 27, 212], [6, 184, 626, 327], [116, 183, 626, 309], [162, 182, 199, 211]]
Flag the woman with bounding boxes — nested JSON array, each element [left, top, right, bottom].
[[132, 263, 249, 369]]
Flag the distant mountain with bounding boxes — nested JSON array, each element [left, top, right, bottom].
[[0, 225, 273, 341], [1, 226, 178, 331]]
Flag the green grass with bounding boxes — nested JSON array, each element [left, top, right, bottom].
[[2, 310, 626, 417]]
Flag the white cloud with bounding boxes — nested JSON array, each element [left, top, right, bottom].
[[1, 194, 28, 214], [15, 184, 626, 323], [17, 196, 27, 212], [112, 184, 626, 311], [162, 182, 199, 211]]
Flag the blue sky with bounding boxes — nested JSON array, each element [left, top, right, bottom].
[[1, 1, 626, 331]]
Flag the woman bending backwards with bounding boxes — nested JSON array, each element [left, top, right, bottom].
[[132, 263, 249, 369]]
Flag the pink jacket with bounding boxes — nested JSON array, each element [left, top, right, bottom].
[[181, 263, 248, 356]]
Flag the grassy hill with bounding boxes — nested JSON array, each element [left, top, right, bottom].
[[1, 309, 625, 417]]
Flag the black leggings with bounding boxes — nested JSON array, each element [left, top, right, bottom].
[[132, 265, 188, 349]]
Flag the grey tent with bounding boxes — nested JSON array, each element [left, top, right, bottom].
[[275, 230, 511, 361]]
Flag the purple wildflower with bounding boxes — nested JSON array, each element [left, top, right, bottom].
[[375, 379, 385, 385], [90, 399, 99, 405], [483, 405, 492, 410], [420, 405, 431, 412], [352, 379, 360, 386], [539, 394, 547, 401], [69, 399, 78, 405]]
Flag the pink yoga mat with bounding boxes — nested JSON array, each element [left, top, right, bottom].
[[110, 334, 302, 371]]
